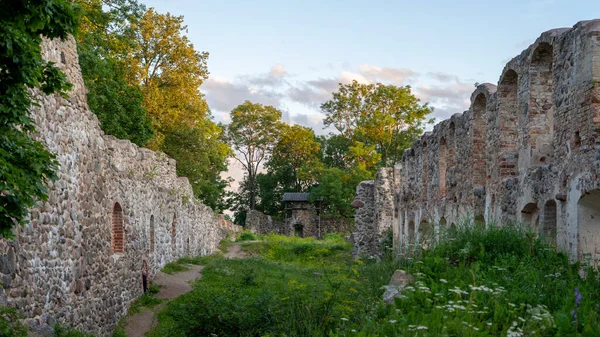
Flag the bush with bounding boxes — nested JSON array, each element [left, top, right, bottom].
[[0, 307, 26, 337], [238, 231, 257, 241]]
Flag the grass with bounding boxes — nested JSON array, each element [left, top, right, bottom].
[[161, 262, 190, 275], [148, 233, 397, 337], [143, 225, 600, 336]]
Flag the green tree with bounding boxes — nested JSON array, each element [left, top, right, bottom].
[[76, 0, 153, 146], [128, 8, 209, 148], [322, 80, 433, 166], [161, 120, 232, 212], [0, 0, 78, 237], [227, 101, 282, 210], [269, 124, 320, 191]]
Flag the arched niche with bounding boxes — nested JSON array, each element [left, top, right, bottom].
[[577, 190, 600, 266], [541, 200, 557, 245], [498, 69, 519, 177], [112, 202, 125, 254], [149, 215, 155, 253], [419, 220, 434, 249], [528, 42, 555, 167], [439, 138, 447, 197], [521, 202, 540, 231], [472, 94, 487, 187]]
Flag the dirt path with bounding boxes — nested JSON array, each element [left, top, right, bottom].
[[124, 264, 203, 337], [223, 241, 259, 259]]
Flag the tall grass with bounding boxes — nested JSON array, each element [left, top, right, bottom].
[[149, 225, 600, 336]]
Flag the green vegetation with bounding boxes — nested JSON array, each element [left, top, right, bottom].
[[161, 262, 190, 275], [231, 81, 432, 223], [128, 293, 162, 315], [238, 231, 257, 241], [147, 226, 600, 337], [148, 234, 396, 336], [75, 0, 231, 211], [0, 0, 78, 237], [0, 307, 27, 336]]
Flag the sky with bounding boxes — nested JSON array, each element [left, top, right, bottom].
[[141, 0, 599, 188]]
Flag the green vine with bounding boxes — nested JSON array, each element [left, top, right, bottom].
[[0, 1, 79, 238]]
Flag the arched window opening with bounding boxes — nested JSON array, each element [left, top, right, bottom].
[[474, 214, 486, 230], [422, 142, 428, 202], [112, 202, 124, 254], [529, 42, 555, 167], [149, 215, 155, 253], [577, 190, 600, 267], [419, 220, 434, 249], [472, 94, 487, 187], [439, 138, 447, 197], [541, 200, 557, 245], [407, 220, 415, 247], [498, 70, 519, 178], [521, 203, 540, 231]]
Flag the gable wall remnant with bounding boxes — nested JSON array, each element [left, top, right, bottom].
[[0, 37, 240, 335], [353, 20, 600, 261]]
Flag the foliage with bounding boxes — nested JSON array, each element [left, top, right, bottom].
[[331, 224, 600, 336], [238, 231, 257, 242], [160, 121, 232, 212], [227, 101, 283, 210], [75, 0, 153, 146], [149, 234, 395, 337], [0, 307, 27, 336], [322, 80, 433, 166], [128, 293, 162, 315], [0, 0, 78, 237], [161, 262, 190, 275], [76, 2, 231, 210], [309, 165, 373, 218]]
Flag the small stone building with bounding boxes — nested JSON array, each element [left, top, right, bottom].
[[283, 192, 321, 237]]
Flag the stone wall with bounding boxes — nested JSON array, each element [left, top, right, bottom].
[[0, 37, 239, 335], [246, 209, 353, 238], [351, 167, 398, 257], [245, 210, 286, 235], [353, 20, 600, 264]]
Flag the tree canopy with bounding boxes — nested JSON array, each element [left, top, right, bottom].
[[227, 101, 283, 211], [322, 80, 433, 166], [0, 0, 78, 237]]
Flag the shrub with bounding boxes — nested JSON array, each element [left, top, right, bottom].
[[238, 231, 257, 241]]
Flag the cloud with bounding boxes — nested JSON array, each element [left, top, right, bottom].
[[358, 65, 418, 84], [202, 76, 284, 113], [414, 80, 473, 121]]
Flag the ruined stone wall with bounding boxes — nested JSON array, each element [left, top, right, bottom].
[[245, 210, 286, 235], [353, 20, 600, 263], [351, 168, 399, 257], [0, 37, 238, 335]]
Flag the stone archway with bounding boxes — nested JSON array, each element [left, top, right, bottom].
[[577, 190, 600, 267], [112, 202, 124, 254]]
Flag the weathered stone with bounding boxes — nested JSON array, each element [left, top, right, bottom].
[[353, 20, 600, 267], [382, 270, 414, 304], [0, 36, 241, 336]]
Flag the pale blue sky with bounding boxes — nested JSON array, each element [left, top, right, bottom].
[[141, 0, 599, 186], [144, 0, 598, 129]]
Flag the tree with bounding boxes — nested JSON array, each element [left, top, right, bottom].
[[0, 0, 78, 237], [160, 120, 232, 212], [127, 8, 209, 147], [76, 0, 153, 146], [269, 124, 320, 191], [322, 80, 433, 166], [227, 101, 282, 210]]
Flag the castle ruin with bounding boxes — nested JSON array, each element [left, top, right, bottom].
[[0, 37, 240, 335], [352, 20, 600, 265]]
